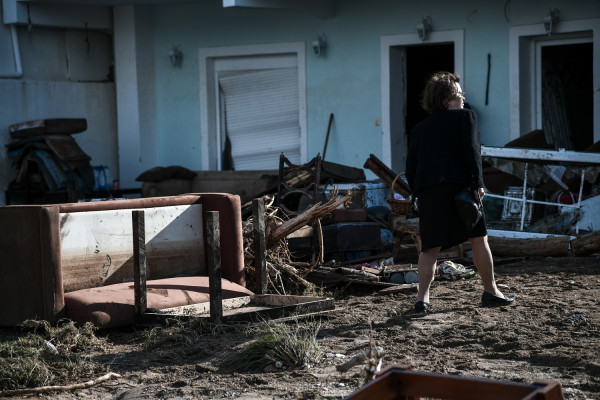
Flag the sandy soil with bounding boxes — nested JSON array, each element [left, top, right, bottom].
[[32, 256, 600, 400]]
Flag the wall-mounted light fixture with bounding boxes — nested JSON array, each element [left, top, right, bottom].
[[168, 45, 183, 67], [416, 16, 432, 41], [543, 9, 559, 36], [312, 34, 327, 57]]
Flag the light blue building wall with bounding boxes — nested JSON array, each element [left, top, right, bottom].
[[1, 0, 599, 203], [148, 0, 599, 173]]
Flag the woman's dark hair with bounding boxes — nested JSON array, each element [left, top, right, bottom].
[[420, 71, 461, 113]]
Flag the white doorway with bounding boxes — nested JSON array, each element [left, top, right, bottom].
[[199, 43, 307, 170], [534, 37, 593, 150], [509, 18, 600, 146]]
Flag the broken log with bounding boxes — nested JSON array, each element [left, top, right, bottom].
[[363, 154, 411, 198], [487, 235, 571, 257], [267, 190, 352, 248], [571, 230, 600, 256]]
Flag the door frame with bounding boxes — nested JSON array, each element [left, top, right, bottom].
[[534, 36, 592, 130], [199, 42, 307, 170], [380, 30, 464, 170], [508, 18, 600, 143]]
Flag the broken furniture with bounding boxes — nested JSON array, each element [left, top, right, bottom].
[[0, 193, 251, 328], [5, 118, 95, 204], [277, 152, 322, 216], [346, 364, 564, 400]]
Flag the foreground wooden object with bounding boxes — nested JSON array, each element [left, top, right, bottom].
[[346, 364, 564, 400]]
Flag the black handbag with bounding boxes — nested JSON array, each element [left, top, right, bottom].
[[454, 188, 482, 231]]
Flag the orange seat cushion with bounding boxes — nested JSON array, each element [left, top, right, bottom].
[[64, 276, 253, 328]]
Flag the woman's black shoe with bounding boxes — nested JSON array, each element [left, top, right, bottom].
[[414, 301, 431, 312], [481, 291, 515, 305]]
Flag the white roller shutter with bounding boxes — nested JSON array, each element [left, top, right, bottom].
[[218, 67, 300, 170]]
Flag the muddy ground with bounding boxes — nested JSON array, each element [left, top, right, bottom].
[[11, 256, 600, 400]]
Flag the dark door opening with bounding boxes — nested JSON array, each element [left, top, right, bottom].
[[389, 43, 454, 173], [406, 44, 454, 133], [541, 42, 593, 150]]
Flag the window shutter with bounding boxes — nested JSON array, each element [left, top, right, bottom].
[[218, 67, 300, 170]]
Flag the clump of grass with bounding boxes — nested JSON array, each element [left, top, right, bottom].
[[232, 319, 323, 372], [0, 320, 108, 391], [136, 317, 227, 351]]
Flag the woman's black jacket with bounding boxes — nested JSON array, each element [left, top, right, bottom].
[[405, 108, 484, 195]]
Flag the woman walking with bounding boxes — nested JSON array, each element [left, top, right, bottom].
[[405, 71, 515, 312]]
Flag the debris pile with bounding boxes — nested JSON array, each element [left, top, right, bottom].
[[241, 142, 600, 294], [5, 118, 95, 204]]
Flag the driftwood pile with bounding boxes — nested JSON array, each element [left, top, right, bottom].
[[242, 189, 419, 295]]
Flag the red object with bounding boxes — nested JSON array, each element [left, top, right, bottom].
[[558, 191, 577, 205]]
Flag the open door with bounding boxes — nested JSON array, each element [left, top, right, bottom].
[[388, 43, 454, 173]]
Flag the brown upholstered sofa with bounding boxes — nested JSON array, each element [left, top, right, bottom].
[[0, 193, 251, 328]]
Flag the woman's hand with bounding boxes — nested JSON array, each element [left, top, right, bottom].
[[474, 187, 485, 206]]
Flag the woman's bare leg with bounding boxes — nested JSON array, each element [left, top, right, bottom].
[[469, 235, 504, 297], [416, 246, 441, 303]]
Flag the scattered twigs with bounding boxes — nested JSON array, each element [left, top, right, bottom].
[[0, 372, 122, 397], [278, 263, 314, 288]]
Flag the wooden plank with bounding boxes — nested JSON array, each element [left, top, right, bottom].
[[206, 211, 222, 324], [9, 118, 87, 138], [252, 198, 268, 294], [142, 294, 335, 324], [132, 210, 147, 318], [152, 297, 253, 315], [363, 153, 411, 197], [376, 283, 419, 295]]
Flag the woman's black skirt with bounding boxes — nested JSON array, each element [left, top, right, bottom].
[[417, 183, 487, 251]]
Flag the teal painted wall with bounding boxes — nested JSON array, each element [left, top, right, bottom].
[[148, 0, 600, 172]]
